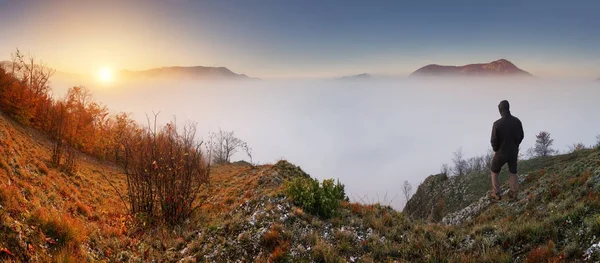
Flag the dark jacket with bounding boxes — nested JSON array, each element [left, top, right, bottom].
[[491, 101, 524, 157]]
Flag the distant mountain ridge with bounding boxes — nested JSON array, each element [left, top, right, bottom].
[[410, 59, 532, 77], [339, 73, 371, 80], [120, 66, 254, 80]]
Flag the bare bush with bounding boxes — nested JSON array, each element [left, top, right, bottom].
[[402, 181, 413, 205], [440, 164, 450, 176], [484, 148, 494, 170], [568, 142, 586, 153], [241, 141, 253, 165], [452, 148, 468, 176], [208, 129, 247, 164], [466, 156, 485, 174], [120, 115, 210, 225]]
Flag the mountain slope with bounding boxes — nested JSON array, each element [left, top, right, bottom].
[[120, 66, 253, 80], [405, 151, 599, 222], [2, 108, 600, 261], [410, 59, 533, 77], [0, 112, 126, 262]]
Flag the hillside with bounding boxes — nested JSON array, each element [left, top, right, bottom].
[[119, 66, 254, 80], [2, 106, 600, 261], [404, 154, 580, 222], [0, 111, 126, 261], [410, 59, 533, 77]]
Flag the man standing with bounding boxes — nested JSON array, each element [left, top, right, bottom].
[[490, 100, 524, 200]]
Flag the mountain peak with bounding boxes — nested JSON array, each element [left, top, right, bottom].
[[120, 65, 254, 80], [410, 59, 532, 77]]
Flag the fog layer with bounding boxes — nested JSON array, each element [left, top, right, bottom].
[[50, 78, 600, 209]]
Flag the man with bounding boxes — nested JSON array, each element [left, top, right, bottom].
[[490, 100, 524, 201]]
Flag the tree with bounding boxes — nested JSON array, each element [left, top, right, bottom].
[[208, 129, 246, 164], [240, 141, 253, 165], [402, 180, 413, 205], [596, 134, 600, 149], [568, 142, 586, 153], [452, 148, 468, 176], [484, 148, 494, 170], [531, 131, 556, 157], [440, 164, 450, 176], [466, 156, 485, 174]]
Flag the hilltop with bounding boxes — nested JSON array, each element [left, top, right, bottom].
[[119, 66, 255, 80], [410, 59, 533, 77]]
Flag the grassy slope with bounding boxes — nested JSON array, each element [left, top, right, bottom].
[[167, 149, 600, 262], [2, 110, 600, 262], [0, 112, 126, 262], [404, 153, 585, 222]]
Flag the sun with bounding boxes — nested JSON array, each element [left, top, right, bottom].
[[97, 67, 113, 82]]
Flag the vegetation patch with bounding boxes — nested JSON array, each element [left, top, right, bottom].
[[286, 177, 347, 218]]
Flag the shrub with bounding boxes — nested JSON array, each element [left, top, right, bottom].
[[119, 117, 210, 225], [286, 177, 347, 218]]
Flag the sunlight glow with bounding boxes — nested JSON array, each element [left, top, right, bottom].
[[97, 67, 113, 82]]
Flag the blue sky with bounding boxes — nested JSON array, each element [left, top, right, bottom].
[[0, 0, 598, 78]]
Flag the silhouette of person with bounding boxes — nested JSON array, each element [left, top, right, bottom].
[[490, 100, 524, 200]]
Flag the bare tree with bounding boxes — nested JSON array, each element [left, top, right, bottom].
[[452, 148, 468, 176], [440, 163, 450, 176], [240, 141, 253, 165], [484, 148, 494, 170], [208, 129, 246, 164], [466, 156, 485, 174], [530, 131, 556, 157], [402, 180, 413, 205]]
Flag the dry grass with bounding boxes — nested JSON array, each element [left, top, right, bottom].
[[0, 112, 128, 261], [30, 208, 87, 250]]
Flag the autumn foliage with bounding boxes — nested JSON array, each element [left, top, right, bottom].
[[0, 49, 210, 225]]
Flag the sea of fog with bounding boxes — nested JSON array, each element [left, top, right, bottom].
[[50, 77, 600, 209]]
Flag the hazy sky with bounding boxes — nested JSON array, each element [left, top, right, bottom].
[[1, 0, 599, 78]]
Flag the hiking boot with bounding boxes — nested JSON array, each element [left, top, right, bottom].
[[489, 192, 501, 201]]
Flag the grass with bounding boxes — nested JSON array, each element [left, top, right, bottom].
[[2, 109, 600, 261], [30, 208, 86, 250]]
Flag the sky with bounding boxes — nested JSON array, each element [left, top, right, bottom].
[[0, 0, 599, 79]]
